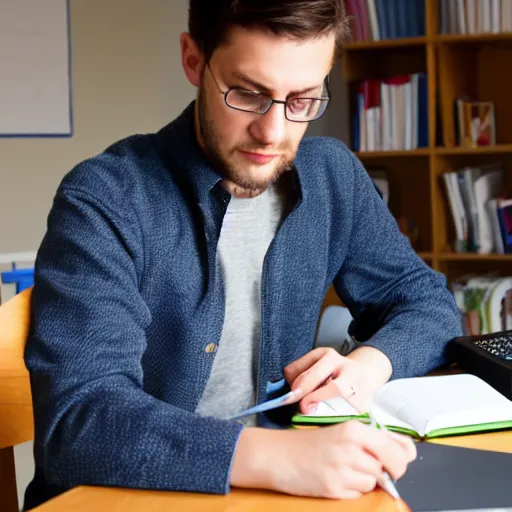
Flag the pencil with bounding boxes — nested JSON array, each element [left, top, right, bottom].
[[368, 410, 401, 500]]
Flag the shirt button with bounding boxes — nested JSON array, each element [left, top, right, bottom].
[[205, 343, 217, 354]]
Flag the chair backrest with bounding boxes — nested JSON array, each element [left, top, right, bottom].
[[0, 288, 34, 512], [315, 305, 355, 353]]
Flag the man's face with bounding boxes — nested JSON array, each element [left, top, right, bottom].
[[194, 27, 335, 191]]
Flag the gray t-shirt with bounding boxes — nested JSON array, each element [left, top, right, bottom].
[[195, 185, 287, 426]]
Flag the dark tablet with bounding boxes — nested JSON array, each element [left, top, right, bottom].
[[395, 441, 512, 511]]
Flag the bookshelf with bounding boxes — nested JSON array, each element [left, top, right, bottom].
[[324, 0, 512, 309]]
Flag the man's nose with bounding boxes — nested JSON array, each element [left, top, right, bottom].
[[249, 103, 287, 146]]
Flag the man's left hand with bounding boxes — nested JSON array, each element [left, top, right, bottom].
[[284, 346, 392, 414]]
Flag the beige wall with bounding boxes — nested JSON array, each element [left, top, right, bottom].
[[8, 0, 193, 506], [0, 0, 194, 254]]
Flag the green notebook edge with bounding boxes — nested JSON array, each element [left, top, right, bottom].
[[424, 420, 512, 438], [291, 413, 368, 425], [290, 415, 512, 439]]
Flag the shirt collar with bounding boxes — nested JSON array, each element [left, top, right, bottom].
[[154, 100, 304, 206], [154, 101, 224, 205]]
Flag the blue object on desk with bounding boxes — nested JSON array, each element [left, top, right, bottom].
[[227, 378, 297, 421], [228, 389, 297, 421], [1, 267, 35, 294]]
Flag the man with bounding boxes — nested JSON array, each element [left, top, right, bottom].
[[24, 0, 463, 509]]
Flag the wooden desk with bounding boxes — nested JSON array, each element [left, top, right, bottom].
[[34, 430, 512, 512]]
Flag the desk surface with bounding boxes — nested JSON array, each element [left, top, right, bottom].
[[34, 430, 512, 512]]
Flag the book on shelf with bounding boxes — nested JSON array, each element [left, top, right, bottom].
[[344, 0, 426, 42], [452, 275, 512, 335], [353, 73, 428, 152], [442, 163, 507, 253], [291, 374, 512, 439], [440, 0, 512, 35]]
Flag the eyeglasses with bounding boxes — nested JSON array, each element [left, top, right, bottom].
[[206, 63, 331, 123]]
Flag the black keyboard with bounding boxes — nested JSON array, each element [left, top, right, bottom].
[[473, 333, 512, 361], [448, 331, 512, 400]]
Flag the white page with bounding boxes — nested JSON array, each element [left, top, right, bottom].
[[312, 397, 359, 417], [302, 396, 418, 433], [374, 374, 512, 437], [299, 396, 417, 433], [371, 403, 416, 432], [374, 381, 432, 436]]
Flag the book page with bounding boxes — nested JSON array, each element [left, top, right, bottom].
[[374, 382, 432, 436], [375, 374, 512, 436], [306, 396, 360, 417], [371, 402, 416, 433]]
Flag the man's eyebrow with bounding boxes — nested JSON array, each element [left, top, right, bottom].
[[233, 71, 323, 96]]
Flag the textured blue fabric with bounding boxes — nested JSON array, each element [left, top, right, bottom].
[[23, 102, 463, 510]]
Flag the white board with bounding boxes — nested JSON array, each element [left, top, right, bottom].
[[0, 0, 72, 136]]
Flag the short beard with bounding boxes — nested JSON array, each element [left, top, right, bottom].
[[197, 86, 293, 191]]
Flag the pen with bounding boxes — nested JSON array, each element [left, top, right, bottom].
[[368, 409, 401, 500]]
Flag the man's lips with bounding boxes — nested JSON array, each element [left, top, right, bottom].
[[239, 150, 280, 165]]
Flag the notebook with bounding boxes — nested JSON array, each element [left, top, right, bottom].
[[291, 374, 512, 439], [395, 442, 512, 511]]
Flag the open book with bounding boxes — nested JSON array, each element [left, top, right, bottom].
[[291, 374, 512, 439]]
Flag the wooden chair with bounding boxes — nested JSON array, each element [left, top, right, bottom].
[[0, 288, 34, 512]]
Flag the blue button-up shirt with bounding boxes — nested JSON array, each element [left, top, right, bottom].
[[24, 102, 463, 510]]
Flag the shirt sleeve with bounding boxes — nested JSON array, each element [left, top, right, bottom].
[[25, 186, 244, 496], [332, 155, 464, 379]]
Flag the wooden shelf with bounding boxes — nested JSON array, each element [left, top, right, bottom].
[[434, 33, 512, 45], [356, 149, 431, 159], [333, 0, 512, 297], [437, 253, 512, 262], [353, 146, 512, 158], [343, 36, 427, 51], [343, 33, 512, 53], [435, 144, 512, 156]]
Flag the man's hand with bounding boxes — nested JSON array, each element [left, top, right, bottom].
[[284, 346, 393, 414], [231, 421, 416, 499]]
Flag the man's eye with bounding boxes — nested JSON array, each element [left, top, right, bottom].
[[235, 89, 265, 100], [288, 98, 312, 113]]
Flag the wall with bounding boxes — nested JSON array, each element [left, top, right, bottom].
[[8, 0, 193, 506], [0, 0, 194, 254]]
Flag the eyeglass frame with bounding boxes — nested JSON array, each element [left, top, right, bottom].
[[206, 62, 331, 123]]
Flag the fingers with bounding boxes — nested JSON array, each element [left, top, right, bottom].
[[332, 489, 362, 500], [284, 347, 338, 384], [341, 421, 416, 481], [325, 438, 382, 498], [299, 380, 343, 414], [340, 467, 378, 495], [346, 444, 384, 478], [286, 349, 347, 399], [369, 432, 416, 480], [386, 431, 418, 463]]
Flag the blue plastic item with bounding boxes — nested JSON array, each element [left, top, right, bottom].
[[1, 267, 35, 293]]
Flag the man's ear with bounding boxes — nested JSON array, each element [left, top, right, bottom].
[[180, 33, 204, 87]]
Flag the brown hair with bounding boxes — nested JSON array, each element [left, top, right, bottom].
[[188, 0, 350, 61]]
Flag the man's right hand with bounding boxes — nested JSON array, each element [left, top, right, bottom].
[[230, 420, 416, 500]]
